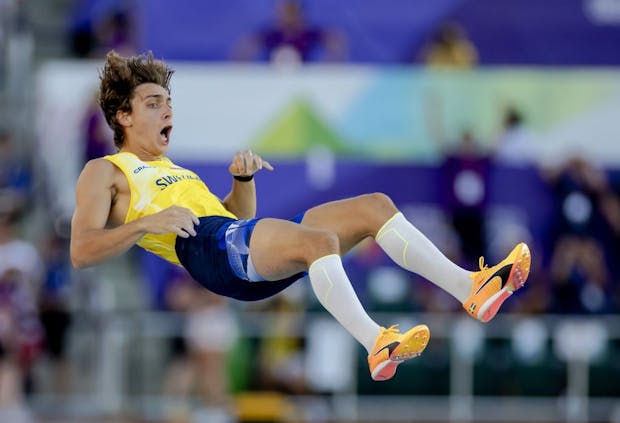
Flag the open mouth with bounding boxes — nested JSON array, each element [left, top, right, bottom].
[[160, 125, 172, 142]]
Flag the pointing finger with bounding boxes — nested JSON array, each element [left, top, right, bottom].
[[262, 160, 274, 171]]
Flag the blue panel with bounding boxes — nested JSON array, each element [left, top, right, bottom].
[[452, 0, 620, 65], [136, 0, 466, 62], [79, 0, 620, 64]]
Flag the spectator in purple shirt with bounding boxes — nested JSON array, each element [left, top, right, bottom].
[[439, 130, 491, 267], [425, 93, 491, 267], [233, 0, 347, 65]]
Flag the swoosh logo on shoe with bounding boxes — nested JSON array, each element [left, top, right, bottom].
[[475, 264, 513, 295], [373, 341, 400, 357]]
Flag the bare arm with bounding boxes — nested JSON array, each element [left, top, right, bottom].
[[70, 159, 199, 268], [222, 150, 273, 219], [223, 178, 257, 220]]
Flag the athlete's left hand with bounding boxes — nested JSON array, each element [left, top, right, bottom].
[[229, 150, 273, 177]]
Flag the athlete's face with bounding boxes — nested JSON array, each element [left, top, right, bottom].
[[118, 83, 173, 159]]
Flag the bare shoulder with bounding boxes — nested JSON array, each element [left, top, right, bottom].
[[81, 158, 115, 177], [73, 158, 118, 236], [77, 158, 119, 186]]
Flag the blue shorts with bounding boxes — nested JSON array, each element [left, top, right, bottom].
[[175, 214, 306, 301]]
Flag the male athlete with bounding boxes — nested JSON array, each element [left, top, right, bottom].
[[70, 51, 531, 381]]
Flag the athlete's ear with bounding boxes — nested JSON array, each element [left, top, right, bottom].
[[116, 110, 132, 127]]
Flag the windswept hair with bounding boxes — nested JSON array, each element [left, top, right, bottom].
[[98, 51, 174, 148]]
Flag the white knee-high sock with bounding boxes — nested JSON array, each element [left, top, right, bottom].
[[308, 254, 380, 352], [375, 212, 472, 303]]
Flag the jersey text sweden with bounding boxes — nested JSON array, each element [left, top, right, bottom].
[[104, 152, 236, 265]]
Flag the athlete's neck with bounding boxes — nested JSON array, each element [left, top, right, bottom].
[[118, 147, 164, 162]]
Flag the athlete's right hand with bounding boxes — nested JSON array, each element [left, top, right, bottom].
[[142, 206, 200, 238]]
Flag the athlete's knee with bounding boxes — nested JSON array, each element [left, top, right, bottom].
[[304, 229, 339, 263], [359, 192, 397, 216]]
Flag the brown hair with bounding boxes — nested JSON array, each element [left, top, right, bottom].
[[98, 51, 174, 148]]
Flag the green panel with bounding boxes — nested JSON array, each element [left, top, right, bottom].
[[253, 97, 350, 156]]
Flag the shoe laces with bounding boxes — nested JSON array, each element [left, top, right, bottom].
[[478, 256, 489, 271], [380, 324, 400, 335]]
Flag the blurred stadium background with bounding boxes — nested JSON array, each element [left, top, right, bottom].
[[1, 0, 620, 422]]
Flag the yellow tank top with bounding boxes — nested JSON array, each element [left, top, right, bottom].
[[104, 152, 237, 265]]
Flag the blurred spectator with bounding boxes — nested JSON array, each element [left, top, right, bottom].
[[255, 289, 309, 395], [543, 156, 618, 313], [543, 157, 611, 240], [417, 21, 478, 68], [0, 212, 42, 299], [0, 211, 43, 411], [438, 130, 492, 268], [37, 233, 72, 395], [494, 106, 539, 167], [232, 0, 347, 65], [67, 0, 136, 58], [549, 236, 612, 314], [82, 91, 114, 164], [0, 130, 32, 217], [163, 269, 239, 419], [91, 9, 136, 58], [425, 91, 491, 267], [67, 0, 97, 57]]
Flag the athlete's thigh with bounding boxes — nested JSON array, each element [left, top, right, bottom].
[[300, 194, 396, 254], [249, 218, 317, 281]]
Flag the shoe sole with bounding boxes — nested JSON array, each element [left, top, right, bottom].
[[371, 324, 430, 381], [477, 243, 531, 323]]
